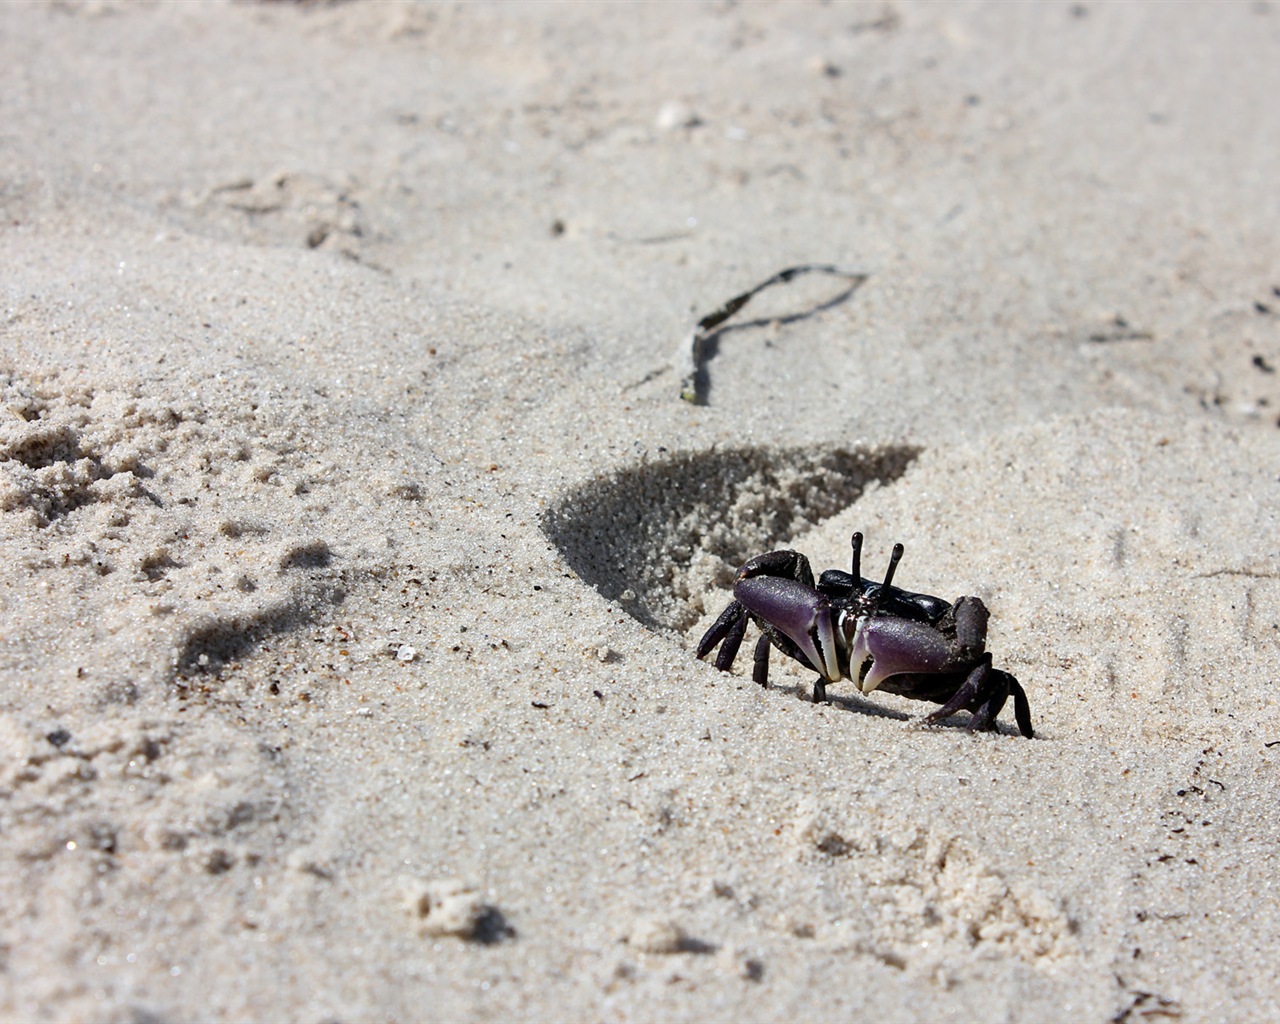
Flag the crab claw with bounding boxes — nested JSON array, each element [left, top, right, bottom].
[[733, 576, 842, 682], [843, 614, 953, 694]]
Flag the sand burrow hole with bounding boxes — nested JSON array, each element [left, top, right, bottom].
[[542, 444, 920, 633]]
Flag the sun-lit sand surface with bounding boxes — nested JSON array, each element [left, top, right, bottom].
[[3, 3, 1279, 1020]]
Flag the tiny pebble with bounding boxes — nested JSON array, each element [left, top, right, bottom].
[[628, 916, 686, 954], [404, 878, 485, 939], [656, 101, 700, 130]]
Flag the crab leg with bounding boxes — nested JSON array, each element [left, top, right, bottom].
[[965, 673, 1009, 732], [713, 609, 749, 671], [696, 601, 746, 662], [923, 653, 995, 725], [737, 548, 817, 589], [952, 595, 989, 652], [752, 634, 772, 686], [1008, 679, 1034, 738]]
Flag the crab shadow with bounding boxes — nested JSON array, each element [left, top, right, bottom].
[[541, 444, 919, 633], [836, 695, 1028, 736], [760, 679, 913, 724], [775, 682, 1028, 736]]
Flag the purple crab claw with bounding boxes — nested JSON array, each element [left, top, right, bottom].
[[734, 575, 843, 682], [843, 613, 954, 694]]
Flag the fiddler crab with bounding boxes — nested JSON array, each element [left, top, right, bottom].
[[696, 532, 1033, 737]]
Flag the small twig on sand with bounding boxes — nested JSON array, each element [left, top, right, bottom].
[[676, 263, 869, 404]]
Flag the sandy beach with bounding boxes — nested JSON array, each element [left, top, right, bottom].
[[2, 2, 1279, 1020]]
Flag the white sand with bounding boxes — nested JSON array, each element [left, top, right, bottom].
[[3, 2, 1279, 1020]]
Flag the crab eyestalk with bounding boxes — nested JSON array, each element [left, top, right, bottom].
[[881, 542, 905, 589]]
